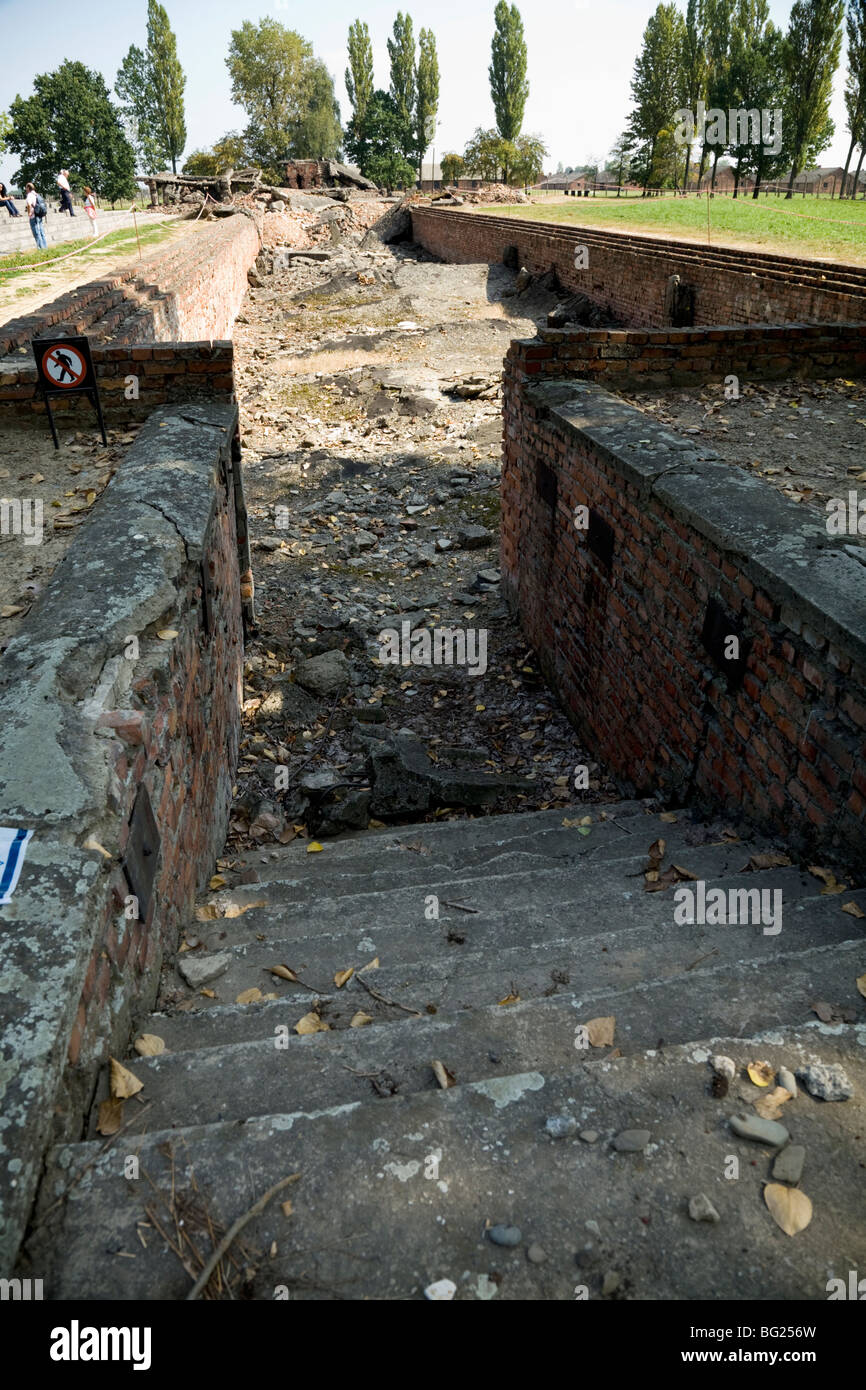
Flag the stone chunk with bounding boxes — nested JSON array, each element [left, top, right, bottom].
[[177, 952, 231, 988], [613, 1128, 650, 1153], [797, 1063, 853, 1102], [456, 524, 493, 550], [294, 649, 349, 696], [728, 1113, 789, 1146], [688, 1193, 721, 1224], [772, 1145, 805, 1184]]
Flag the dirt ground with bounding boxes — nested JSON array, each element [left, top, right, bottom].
[[222, 232, 621, 857], [623, 378, 866, 542], [0, 418, 136, 648]]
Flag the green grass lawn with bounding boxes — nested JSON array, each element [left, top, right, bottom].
[[478, 192, 866, 265], [0, 220, 179, 287]]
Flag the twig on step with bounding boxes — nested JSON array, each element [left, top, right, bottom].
[[186, 1173, 301, 1301], [353, 972, 423, 1017]]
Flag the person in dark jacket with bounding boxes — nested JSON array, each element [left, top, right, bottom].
[[0, 181, 21, 216]]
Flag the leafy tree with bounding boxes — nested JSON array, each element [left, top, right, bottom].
[[726, 1, 786, 197], [182, 148, 218, 176], [440, 151, 465, 184], [227, 18, 312, 176], [489, 2, 529, 141], [292, 60, 342, 159], [388, 13, 417, 163], [626, 3, 686, 192], [464, 126, 512, 181], [344, 89, 416, 188], [146, 0, 186, 173], [606, 133, 634, 194], [841, 0, 866, 195], [511, 132, 547, 185], [782, 0, 844, 196], [0, 110, 11, 156], [346, 20, 374, 123], [182, 131, 251, 177], [116, 44, 163, 172], [700, 0, 735, 188], [679, 0, 707, 189], [415, 28, 440, 180], [7, 59, 136, 201]]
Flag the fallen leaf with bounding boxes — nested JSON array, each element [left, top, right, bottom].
[[268, 965, 300, 982], [295, 1012, 330, 1035], [659, 811, 678, 823], [498, 992, 520, 1006], [281, 1200, 294, 1218], [133, 1034, 165, 1057], [235, 987, 263, 1004], [367, 819, 386, 830], [307, 841, 324, 853], [856, 973, 866, 999], [97, 1097, 125, 1135], [754, 1086, 793, 1120], [432, 1059, 456, 1089], [194, 903, 220, 920], [359, 957, 380, 972], [110, 1058, 143, 1099], [350, 1011, 373, 1028], [334, 967, 354, 988], [0, 605, 26, 618], [209, 874, 227, 890], [83, 836, 113, 860], [647, 838, 666, 867], [808, 864, 847, 894], [200, 988, 216, 998], [586, 1015, 616, 1047], [747, 1060, 774, 1087], [764, 1183, 812, 1236], [223, 898, 266, 919], [841, 901, 865, 919], [748, 851, 791, 871], [157, 628, 179, 640]]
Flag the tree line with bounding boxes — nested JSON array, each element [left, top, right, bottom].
[[619, 0, 866, 198]]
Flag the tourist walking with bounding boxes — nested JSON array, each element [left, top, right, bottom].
[[56, 169, 75, 215], [82, 187, 98, 237], [25, 183, 48, 248], [0, 181, 21, 216]]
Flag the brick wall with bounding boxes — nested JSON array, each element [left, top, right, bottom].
[[0, 404, 245, 1267], [509, 322, 866, 389], [502, 376, 866, 869], [1, 213, 260, 357], [412, 207, 866, 327], [0, 340, 235, 422]]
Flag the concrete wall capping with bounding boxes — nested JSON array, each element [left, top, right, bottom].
[[0, 404, 244, 1269]]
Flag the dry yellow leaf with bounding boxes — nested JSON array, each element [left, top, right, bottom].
[[236, 987, 263, 1005], [747, 1060, 774, 1087], [281, 1200, 293, 1218], [334, 968, 354, 988], [856, 973, 866, 999], [157, 628, 179, 640], [842, 901, 865, 919], [307, 841, 324, 853], [223, 899, 266, 919], [295, 1012, 330, 1035], [209, 874, 227, 890], [659, 811, 678, 823], [133, 1034, 165, 1058], [194, 903, 220, 921], [586, 1016, 616, 1047], [367, 819, 386, 830], [268, 965, 299, 982], [350, 1011, 373, 1028], [359, 957, 380, 972], [97, 1097, 125, 1136], [109, 1058, 143, 1100], [764, 1183, 812, 1236], [498, 992, 520, 1006], [200, 988, 216, 998], [754, 1086, 792, 1120], [432, 1059, 456, 1089], [83, 836, 113, 860]]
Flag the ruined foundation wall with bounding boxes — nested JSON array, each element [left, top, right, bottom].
[[412, 207, 866, 327], [502, 369, 866, 867], [0, 405, 244, 1268]]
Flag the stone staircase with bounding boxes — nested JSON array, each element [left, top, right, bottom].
[[24, 803, 866, 1300]]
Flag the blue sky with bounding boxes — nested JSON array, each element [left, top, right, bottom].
[[0, 0, 855, 185]]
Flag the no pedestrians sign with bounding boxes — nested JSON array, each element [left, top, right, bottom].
[[31, 334, 106, 448]]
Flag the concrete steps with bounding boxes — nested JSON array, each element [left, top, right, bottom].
[[23, 804, 866, 1300], [27, 1025, 866, 1301]]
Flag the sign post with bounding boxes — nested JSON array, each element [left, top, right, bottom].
[[31, 334, 107, 450]]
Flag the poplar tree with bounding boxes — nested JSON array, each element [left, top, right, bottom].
[[346, 20, 374, 123], [782, 0, 845, 196], [489, 2, 529, 142]]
